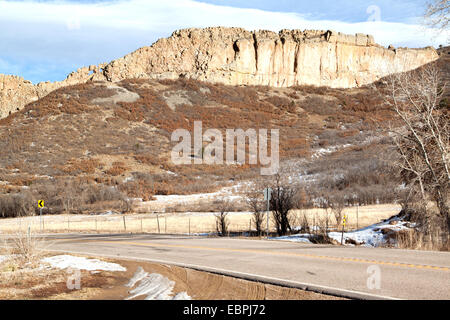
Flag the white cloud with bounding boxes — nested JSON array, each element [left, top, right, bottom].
[[0, 0, 448, 82]]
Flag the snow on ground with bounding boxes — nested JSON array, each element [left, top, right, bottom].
[[273, 214, 414, 248], [41, 255, 126, 272], [152, 185, 243, 204], [125, 267, 191, 300], [273, 234, 312, 244], [150, 182, 250, 207], [328, 214, 414, 247], [311, 144, 352, 159], [0, 254, 19, 264]]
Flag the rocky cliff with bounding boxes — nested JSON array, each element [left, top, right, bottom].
[[0, 27, 439, 119]]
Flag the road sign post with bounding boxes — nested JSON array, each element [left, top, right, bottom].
[[263, 187, 272, 238], [38, 200, 44, 231], [341, 215, 347, 245]]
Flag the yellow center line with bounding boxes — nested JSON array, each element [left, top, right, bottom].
[[54, 238, 450, 272]]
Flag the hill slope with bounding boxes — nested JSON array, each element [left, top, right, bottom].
[[0, 76, 397, 215]]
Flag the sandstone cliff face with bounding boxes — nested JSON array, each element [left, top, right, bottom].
[[0, 75, 38, 118], [0, 27, 439, 119]]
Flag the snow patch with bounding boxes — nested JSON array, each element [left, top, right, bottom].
[[272, 234, 312, 243], [0, 255, 11, 264], [126, 267, 191, 300], [41, 255, 126, 272], [312, 144, 352, 159], [274, 214, 413, 248], [173, 292, 192, 300]]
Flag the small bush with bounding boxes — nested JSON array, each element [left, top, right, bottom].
[[0, 191, 35, 218]]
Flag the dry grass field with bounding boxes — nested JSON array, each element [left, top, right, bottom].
[[0, 204, 401, 235]]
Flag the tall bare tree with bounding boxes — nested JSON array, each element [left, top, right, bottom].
[[269, 174, 296, 236], [425, 0, 449, 32], [383, 64, 449, 238], [244, 186, 265, 236], [215, 199, 231, 236], [330, 196, 345, 230]]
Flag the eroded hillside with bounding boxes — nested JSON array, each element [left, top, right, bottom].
[[0, 75, 399, 215]]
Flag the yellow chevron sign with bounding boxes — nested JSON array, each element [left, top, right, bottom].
[[38, 200, 44, 208]]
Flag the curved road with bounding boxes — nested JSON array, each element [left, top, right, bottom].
[[43, 233, 450, 300]]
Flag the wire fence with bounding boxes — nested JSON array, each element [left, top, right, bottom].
[[0, 213, 259, 235], [0, 204, 401, 236]]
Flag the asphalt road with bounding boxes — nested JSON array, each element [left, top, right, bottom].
[[42, 233, 450, 300]]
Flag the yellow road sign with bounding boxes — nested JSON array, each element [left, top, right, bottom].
[[38, 200, 44, 208]]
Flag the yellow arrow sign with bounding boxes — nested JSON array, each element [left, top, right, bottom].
[[38, 200, 44, 208]]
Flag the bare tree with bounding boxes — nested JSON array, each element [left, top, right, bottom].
[[330, 196, 345, 230], [244, 187, 265, 236], [269, 174, 297, 236], [215, 199, 231, 236], [382, 64, 449, 242], [60, 179, 77, 213], [317, 196, 332, 236], [424, 0, 449, 32], [120, 196, 133, 214], [299, 212, 311, 234]]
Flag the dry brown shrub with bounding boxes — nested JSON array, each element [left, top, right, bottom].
[[60, 158, 100, 175], [3, 230, 45, 266], [134, 154, 161, 166], [338, 129, 359, 138], [104, 161, 128, 176]]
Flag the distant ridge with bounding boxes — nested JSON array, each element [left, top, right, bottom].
[[0, 27, 438, 119]]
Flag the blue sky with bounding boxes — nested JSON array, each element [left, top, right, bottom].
[[196, 0, 429, 23], [0, 0, 447, 84]]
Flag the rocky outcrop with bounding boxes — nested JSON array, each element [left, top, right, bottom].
[[0, 75, 38, 118], [0, 27, 439, 119], [0, 63, 107, 119]]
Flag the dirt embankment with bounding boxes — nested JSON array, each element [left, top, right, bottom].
[[0, 253, 344, 300], [91, 258, 345, 300]]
